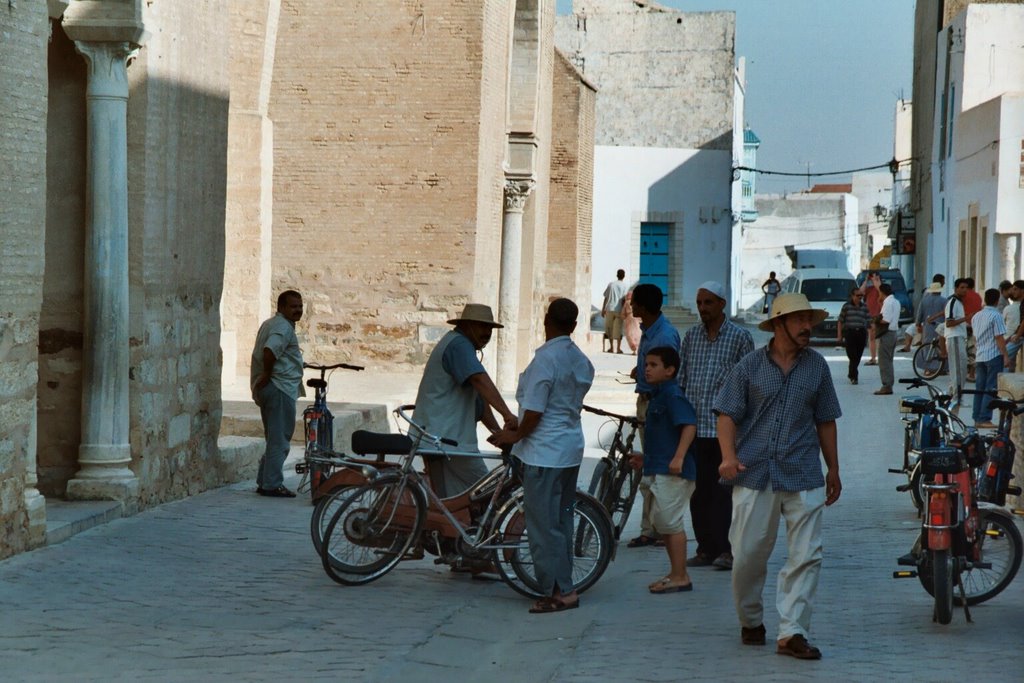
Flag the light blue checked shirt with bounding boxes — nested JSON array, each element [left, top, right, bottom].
[[713, 343, 842, 492], [678, 320, 754, 438]]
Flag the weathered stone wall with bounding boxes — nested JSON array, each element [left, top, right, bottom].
[[125, 0, 230, 505], [546, 50, 596, 336], [37, 21, 87, 497], [943, 0, 1024, 26], [556, 0, 735, 150], [0, 0, 49, 558], [270, 0, 508, 368]]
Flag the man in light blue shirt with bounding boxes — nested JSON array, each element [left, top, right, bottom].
[[627, 283, 681, 548], [251, 290, 305, 497], [493, 298, 594, 613]]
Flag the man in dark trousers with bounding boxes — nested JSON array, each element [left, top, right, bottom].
[[626, 283, 681, 548], [678, 282, 753, 570]]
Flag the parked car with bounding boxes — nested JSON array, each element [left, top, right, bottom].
[[778, 268, 858, 339], [856, 269, 914, 325]]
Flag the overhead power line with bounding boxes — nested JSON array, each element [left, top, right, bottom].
[[734, 157, 912, 178]]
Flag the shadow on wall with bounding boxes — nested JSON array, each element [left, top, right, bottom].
[[645, 139, 734, 306], [37, 22, 230, 505]]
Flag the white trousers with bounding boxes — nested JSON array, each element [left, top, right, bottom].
[[730, 485, 825, 641]]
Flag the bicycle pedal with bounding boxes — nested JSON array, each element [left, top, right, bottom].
[[888, 468, 905, 474], [294, 463, 308, 474], [895, 484, 911, 492], [966, 561, 992, 570], [892, 570, 918, 579], [1006, 486, 1022, 496]]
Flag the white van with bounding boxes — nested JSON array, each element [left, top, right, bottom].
[[777, 268, 858, 339]]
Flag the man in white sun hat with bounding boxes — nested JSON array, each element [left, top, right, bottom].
[[713, 293, 842, 660], [413, 303, 518, 497]]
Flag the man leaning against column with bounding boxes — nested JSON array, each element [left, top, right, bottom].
[[251, 290, 305, 498]]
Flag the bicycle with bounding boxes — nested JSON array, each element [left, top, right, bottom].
[[582, 404, 643, 540], [294, 361, 364, 499], [893, 394, 1024, 624], [912, 337, 947, 380], [890, 377, 953, 511], [318, 405, 615, 597]]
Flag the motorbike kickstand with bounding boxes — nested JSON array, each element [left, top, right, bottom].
[[957, 572, 972, 623]]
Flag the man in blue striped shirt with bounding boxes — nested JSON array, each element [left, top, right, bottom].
[[970, 288, 1012, 428], [714, 293, 842, 660], [626, 283, 681, 548], [678, 281, 753, 570]]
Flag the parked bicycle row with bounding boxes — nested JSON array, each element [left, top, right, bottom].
[[887, 376, 1024, 624]]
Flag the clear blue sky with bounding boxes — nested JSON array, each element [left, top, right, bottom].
[[556, 0, 915, 193]]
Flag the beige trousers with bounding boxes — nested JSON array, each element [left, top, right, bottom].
[[730, 484, 825, 641], [636, 395, 656, 537]]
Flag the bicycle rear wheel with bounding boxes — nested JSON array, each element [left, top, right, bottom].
[[931, 548, 954, 624], [491, 490, 614, 599], [916, 509, 1022, 605], [913, 343, 943, 380], [320, 474, 425, 586], [960, 509, 1022, 604]]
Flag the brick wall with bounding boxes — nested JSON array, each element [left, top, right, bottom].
[[546, 50, 596, 335], [0, 0, 49, 558], [556, 2, 735, 150], [270, 0, 507, 368]]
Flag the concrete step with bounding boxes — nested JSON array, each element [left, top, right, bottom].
[[221, 400, 390, 454]]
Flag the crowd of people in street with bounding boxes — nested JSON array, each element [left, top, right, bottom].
[[247, 264, 1024, 661], [836, 271, 1024, 426]]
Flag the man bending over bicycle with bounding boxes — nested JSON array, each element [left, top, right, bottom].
[[412, 303, 518, 497]]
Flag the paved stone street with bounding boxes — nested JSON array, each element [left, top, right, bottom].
[[3, 339, 1024, 682]]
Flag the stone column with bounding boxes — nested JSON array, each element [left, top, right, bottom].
[[496, 179, 535, 392], [65, 40, 138, 502], [997, 234, 1021, 282]]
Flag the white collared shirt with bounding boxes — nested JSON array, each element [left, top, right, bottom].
[[880, 294, 901, 326], [513, 336, 595, 468]]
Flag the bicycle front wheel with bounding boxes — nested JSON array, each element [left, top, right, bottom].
[[320, 474, 425, 586], [491, 490, 614, 599], [607, 459, 642, 540], [310, 484, 355, 555], [913, 343, 943, 380]]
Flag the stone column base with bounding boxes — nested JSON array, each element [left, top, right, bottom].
[[66, 477, 139, 510]]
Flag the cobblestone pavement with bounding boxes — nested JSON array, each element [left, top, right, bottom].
[[3, 343, 1024, 682]]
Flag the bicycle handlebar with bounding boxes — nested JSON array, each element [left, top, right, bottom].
[[582, 404, 642, 425], [304, 362, 364, 372]]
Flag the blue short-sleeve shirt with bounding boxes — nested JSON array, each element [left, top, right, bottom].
[[642, 381, 697, 480], [441, 332, 486, 385]]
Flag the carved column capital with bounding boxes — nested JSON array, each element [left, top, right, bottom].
[[74, 41, 134, 99], [503, 178, 535, 213]]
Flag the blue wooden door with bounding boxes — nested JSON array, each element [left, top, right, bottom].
[[639, 223, 670, 303]]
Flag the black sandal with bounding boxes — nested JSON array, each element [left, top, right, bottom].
[[627, 534, 659, 548]]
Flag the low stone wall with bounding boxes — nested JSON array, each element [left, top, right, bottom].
[[220, 401, 390, 457], [998, 373, 1024, 510]]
